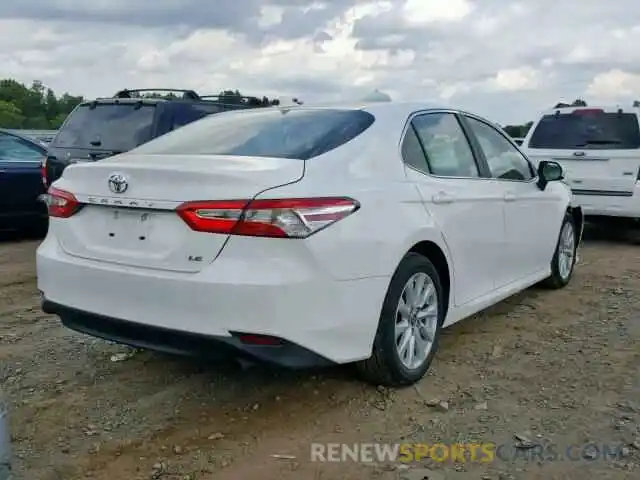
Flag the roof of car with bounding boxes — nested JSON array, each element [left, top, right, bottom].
[[0, 128, 43, 143], [239, 101, 454, 120], [251, 101, 493, 127], [0, 128, 48, 150], [541, 105, 638, 115]]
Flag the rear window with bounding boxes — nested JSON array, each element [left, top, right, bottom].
[[528, 111, 640, 150], [52, 103, 156, 152], [132, 108, 375, 160]]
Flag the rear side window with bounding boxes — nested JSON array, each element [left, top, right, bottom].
[[401, 126, 429, 172], [528, 111, 640, 150], [171, 104, 223, 130], [133, 108, 375, 160], [52, 103, 156, 152]]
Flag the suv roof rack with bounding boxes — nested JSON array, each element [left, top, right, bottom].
[[200, 95, 267, 106], [113, 89, 201, 100]]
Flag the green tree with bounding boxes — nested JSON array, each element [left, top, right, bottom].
[[0, 100, 25, 128], [0, 78, 83, 129]]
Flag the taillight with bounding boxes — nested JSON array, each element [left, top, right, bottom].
[[41, 157, 47, 187], [40, 186, 81, 218], [176, 197, 359, 238]]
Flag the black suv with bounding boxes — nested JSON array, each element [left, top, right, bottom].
[[43, 88, 274, 186]]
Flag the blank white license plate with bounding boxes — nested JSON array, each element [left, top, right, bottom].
[[107, 209, 153, 240]]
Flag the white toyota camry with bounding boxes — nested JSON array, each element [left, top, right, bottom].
[[36, 102, 583, 386]]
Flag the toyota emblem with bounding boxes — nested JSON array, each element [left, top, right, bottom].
[[108, 173, 128, 194]]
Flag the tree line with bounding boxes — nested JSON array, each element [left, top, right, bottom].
[[0, 79, 282, 130], [2, 80, 637, 137], [0, 79, 83, 129]]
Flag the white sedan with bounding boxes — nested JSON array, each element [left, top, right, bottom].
[[36, 102, 583, 386]]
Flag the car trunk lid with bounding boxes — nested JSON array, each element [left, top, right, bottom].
[[52, 154, 304, 272]]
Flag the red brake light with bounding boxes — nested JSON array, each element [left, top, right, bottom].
[[176, 197, 359, 238], [41, 186, 81, 218], [236, 334, 282, 346], [573, 108, 604, 115]]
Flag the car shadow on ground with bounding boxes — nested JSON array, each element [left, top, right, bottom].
[[582, 221, 640, 245]]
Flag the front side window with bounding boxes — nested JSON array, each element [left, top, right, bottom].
[[465, 116, 534, 181], [411, 113, 480, 177]]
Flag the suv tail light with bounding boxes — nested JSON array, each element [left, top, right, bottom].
[[40, 187, 81, 218], [176, 197, 359, 238], [573, 108, 604, 115]]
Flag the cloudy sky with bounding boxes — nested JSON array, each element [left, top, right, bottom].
[[2, 0, 640, 124]]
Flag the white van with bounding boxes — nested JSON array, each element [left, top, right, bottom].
[[523, 106, 640, 227]]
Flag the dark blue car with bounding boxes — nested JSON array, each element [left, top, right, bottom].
[[0, 129, 48, 233]]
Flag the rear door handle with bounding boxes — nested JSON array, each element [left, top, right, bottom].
[[432, 192, 455, 204], [504, 191, 516, 202]]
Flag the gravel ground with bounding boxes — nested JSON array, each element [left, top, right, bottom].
[[1, 228, 639, 480]]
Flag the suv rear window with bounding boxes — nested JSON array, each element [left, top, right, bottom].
[[52, 103, 156, 152], [133, 108, 375, 160], [528, 111, 640, 150]]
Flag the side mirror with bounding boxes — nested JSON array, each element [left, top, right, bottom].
[[537, 160, 564, 191]]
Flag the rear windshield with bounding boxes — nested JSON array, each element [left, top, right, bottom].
[[528, 111, 640, 150], [132, 108, 375, 160], [52, 103, 156, 152]]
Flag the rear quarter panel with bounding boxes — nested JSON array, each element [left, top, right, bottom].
[[250, 124, 454, 282]]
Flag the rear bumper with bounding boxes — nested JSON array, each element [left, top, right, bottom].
[[42, 300, 334, 368], [36, 236, 390, 365], [574, 185, 640, 218]]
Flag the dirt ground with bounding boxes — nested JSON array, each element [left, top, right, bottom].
[[1, 228, 639, 480]]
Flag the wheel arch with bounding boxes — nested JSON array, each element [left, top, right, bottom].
[[567, 205, 584, 244], [405, 240, 452, 320]]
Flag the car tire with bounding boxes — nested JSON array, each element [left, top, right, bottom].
[[356, 252, 444, 387], [541, 213, 577, 289]]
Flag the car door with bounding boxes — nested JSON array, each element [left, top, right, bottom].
[[0, 132, 47, 218], [462, 114, 565, 283], [402, 111, 507, 307]]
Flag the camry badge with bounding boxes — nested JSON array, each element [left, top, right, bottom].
[[108, 173, 128, 194]]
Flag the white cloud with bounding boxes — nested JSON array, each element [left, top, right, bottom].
[[586, 69, 640, 100], [1, 0, 640, 124], [402, 0, 473, 25], [489, 67, 542, 92]]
